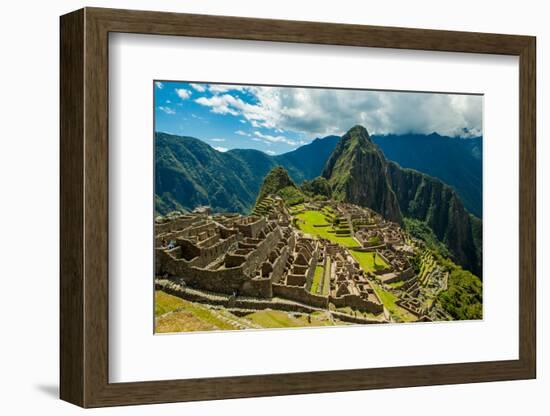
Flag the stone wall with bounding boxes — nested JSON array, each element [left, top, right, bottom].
[[400, 266, 415, 280], [168, 265, 248, 294], [157, 226, 282, 296], [155, 216, 201, 234], [157, 280, 322, 315], [272, 283, 328, 309], [287, 274, 307, 286], [329, 293, 383, 314], [236, 217, 266, 238], [241, 277, 272, 298], [177, 234, 237, 267], [269, 245, 291, 284], [155, 246, 203, 274], [239, 227, 283, 276]]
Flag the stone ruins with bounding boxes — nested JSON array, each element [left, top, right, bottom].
[[155, 196, 451, 323]]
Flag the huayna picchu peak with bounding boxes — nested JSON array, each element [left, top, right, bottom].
[[322, 125, 402, 223]]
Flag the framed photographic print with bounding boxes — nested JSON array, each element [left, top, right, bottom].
[[60, 7, 536, 408]]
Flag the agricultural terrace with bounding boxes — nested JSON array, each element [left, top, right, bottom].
[[294, 209, 357, 247], [294, 209, 389, 272]]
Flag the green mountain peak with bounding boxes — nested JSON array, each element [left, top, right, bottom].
[[322, 125, 402, 223], [255, 166, 305, 207], [345, 124, 372, 141]]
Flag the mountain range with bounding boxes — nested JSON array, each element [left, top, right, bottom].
[[155, 132, 339, 215], [155, 131, 482, 215]]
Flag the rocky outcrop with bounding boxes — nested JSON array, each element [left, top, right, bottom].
[[322, 125, 402, 223]]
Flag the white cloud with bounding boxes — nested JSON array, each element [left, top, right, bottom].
[[155, 81, 164, 89], [253, 131, 297, 146], [190, 83, 206, 92], [239, 119, 246, 124], [165, 100, 171, 104], [210, 138, 226, 142], [175, 88, 192, 100], [235, 130, 250, 136], [209, 84, 248, 94], [265, 150, 276, 155], [195, 95, 241, 116], [158, 106, 175, 115], [195, 85, 482, 138], [213, 146, 228, 152]]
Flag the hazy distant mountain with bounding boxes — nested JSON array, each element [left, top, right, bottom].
[[372, 133, 482, 217]]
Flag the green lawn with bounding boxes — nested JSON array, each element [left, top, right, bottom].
[[244, 309, 337, 328], [350, 250, 389, 272], [387, 281, 406, 289], [155, 290, 188, 316], [321, 257, 332, 296], [336, 306, 381, 320], [294, 210, 359, 247], [310, 265, 324, 294]]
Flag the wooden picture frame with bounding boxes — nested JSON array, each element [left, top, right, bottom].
[[60, 7, 536, 408]]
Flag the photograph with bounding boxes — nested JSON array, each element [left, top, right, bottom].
[[153, 81, 483, 333]]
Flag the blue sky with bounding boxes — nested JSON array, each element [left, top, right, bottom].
[[154, 81, 482, 155]]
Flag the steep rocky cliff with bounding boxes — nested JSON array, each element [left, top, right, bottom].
[[322, 125, 402, 223], [386, 161, 482, 276]]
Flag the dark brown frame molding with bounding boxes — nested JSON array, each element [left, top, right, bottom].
[[60, 7, 536, 408]]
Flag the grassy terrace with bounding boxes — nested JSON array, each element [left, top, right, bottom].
[[310, 257, 333, 295], [370, 282, 417, 323], [321, 257, 332, 296], [155, 290, 347, 332], [310, 265, 324, 294], [350, 250, 389, 272], [155, 290, 243, 332], [294, 210, 358, 247], [294, 209, 389, 272], [418, 250, 437, 285]]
